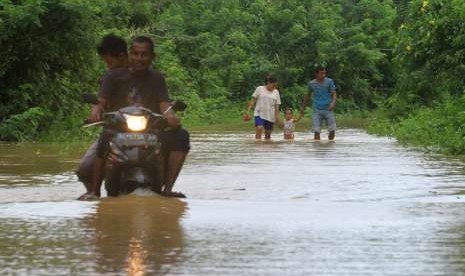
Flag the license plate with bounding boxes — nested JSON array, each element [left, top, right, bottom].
[[117, 133, 146, 141], [116, 133, 158, 144]]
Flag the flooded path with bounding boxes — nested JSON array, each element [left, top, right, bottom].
[[1, 129, 465, 275]]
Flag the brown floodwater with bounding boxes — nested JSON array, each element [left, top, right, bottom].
[[1, 129, 465, 275]]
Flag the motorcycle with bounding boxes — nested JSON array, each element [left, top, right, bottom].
[[82, 93, 187, 196]]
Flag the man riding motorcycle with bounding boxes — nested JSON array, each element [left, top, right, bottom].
[[77, 35, 189, 200]]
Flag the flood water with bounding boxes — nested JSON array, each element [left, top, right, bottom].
[[1, 129, 465, 275]]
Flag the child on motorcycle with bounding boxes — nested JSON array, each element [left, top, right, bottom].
[[77, 34, 129, 200]]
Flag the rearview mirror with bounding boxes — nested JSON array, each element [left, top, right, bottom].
[[82, 93, 99, 105], [172, 101, 187, 112]]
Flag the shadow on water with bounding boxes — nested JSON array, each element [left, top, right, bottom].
[[83, 196, 188, 275]]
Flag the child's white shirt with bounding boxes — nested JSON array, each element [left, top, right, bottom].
[[284, 118, 295, 135]]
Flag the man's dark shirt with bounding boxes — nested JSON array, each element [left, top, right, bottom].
[[94, 67, 189, 158], [99, 67, 169, 113]]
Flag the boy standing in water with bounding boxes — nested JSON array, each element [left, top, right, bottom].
[[300, 66, 337, 140], [244, 75, 281, 140]]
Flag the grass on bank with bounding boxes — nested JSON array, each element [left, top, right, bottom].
[[367, 97, 465, 155]]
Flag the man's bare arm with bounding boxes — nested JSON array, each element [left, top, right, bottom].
[[275, 104, 281, 123], [328, 91, 337, 111], [243, 97, 257, 121], [246, 97, 257, 114], [89, 97, 108, 122], [160, 101, 181, 128]]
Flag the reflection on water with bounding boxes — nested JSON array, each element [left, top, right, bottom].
[[1, 129, 465, 275], [0, 196, 186, 276], [86, 196, 187, 275]]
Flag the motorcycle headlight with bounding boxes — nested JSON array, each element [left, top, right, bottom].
[[124, 114, 148, 131]]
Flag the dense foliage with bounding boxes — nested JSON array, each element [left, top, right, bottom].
[[0, 0, 397, 141], [369, 0, 465, 154], [1, 0, 465, 154]]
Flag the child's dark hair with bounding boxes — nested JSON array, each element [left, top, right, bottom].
[[97, 34, 128, 57], [314, 65, 326, 74], [264, 74, 277, 84]]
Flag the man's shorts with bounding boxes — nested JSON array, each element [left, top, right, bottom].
[[158, 128, 190, 155], [312, 109, 336, 133], [254, 116, 274, 131]]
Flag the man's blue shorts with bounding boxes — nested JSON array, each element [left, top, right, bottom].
[[254, 116, 274, 130]]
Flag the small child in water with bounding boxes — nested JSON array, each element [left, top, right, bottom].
[[282, 108, 300, 140]]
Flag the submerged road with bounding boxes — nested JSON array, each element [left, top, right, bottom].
[[1, 129, 465, 275]]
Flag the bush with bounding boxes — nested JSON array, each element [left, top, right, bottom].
[[370, 95, 465, 154], [0, 107, 45, 141]]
